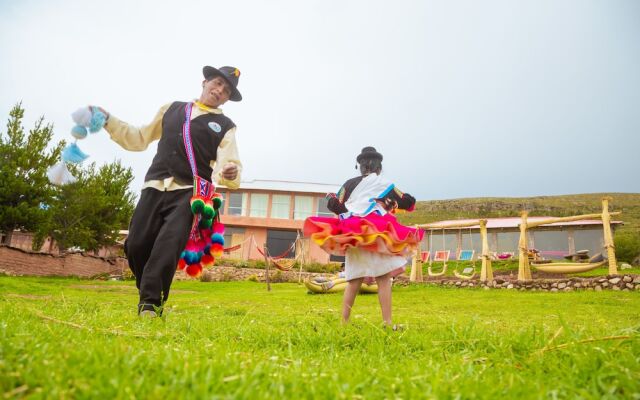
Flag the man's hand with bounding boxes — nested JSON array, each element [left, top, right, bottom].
[[221, 163, 238, 180], [376, 197, 398, 212]]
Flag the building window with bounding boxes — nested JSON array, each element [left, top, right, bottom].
[[223, 227, 246, 250], [316, 197, 333, 217], [249, 193, 269, 217], [294, 196, 314, 220], [271, 194, 291, 219], [228, 192, 247, 216]]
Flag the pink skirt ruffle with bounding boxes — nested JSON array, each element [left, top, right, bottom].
[[303, 213, 424, 257]]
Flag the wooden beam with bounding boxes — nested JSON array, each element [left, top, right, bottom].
[[526, 212, 621, 228], [417, 220, 482, 230]]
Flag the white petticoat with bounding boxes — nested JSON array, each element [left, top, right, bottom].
[[344, 247, 408, 281]]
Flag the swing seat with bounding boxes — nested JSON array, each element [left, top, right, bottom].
[[427, 250, 450, 277], [420, 251, 430, 262], [453, 269, 476, 280]]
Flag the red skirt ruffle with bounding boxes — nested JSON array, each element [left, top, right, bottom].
[[303, 213, 424, 257]]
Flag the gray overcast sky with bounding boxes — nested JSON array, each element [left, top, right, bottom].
[[1, 0, 639, 200]]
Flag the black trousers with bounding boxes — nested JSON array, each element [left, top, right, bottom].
[[124, 188, 193, 310]]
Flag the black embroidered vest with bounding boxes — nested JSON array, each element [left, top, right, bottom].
[[144, 101, 235, 185]]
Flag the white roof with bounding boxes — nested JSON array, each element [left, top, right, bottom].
[[225, 179, 341, 194], [426, 217, 622, 230]]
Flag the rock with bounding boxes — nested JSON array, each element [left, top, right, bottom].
[[620, 263, 632, 270], [558, 282, 567, 289], [623, 276, 633, 283], [507, 284, 514, 289], [602, 282, 609, 288], [573, 282, 582, 288], [468, 283, 474, 287], [483, 286, 490, 290], [612, 286, 621, 291], [594, 285, 602, 292], [550, 288, 558, 292], [635, 284, 640, 290], [597, 278, 607, 283], [626, 283, 634, 290], [633, 277, 640, 284], [563, 287, 573, 292], [495, 278, 505, 284], [455, 281, 462, 286], [609, 278, 621, 285], [551, 283, 558, 288], [623, 288, 630, 292]]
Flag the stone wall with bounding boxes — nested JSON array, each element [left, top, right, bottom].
[[0, 245, 125, 278], [424, 275, 640, 292]]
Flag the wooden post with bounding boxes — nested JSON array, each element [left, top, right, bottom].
[[409, 226, 423, 282], [263, 243, 271, 291], [567, 229, 576, 255], [601, 197, 618, 275], [518, 211, 531, 281], [479, 219, 493, 282], [409, 250, 423, 282]]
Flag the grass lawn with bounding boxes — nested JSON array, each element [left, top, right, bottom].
[[1, 276, 639, 399]]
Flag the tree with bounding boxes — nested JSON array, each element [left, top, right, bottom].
[[34, 161, 136, 254], [0, 103, 64, 242]]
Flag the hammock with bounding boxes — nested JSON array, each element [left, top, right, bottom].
[[254, 237, 298, 271], [531, 260, 607, 274]]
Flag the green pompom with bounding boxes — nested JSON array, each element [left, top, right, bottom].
[[203, 203, 215, 219], [191, 197, 205, 214], [213, 196, 223, 210], [199, 217, 213, 229]]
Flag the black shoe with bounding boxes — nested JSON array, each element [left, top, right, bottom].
[[138, 303, 162, 317]]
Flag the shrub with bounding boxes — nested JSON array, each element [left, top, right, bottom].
[[615, 231, 640, 264]]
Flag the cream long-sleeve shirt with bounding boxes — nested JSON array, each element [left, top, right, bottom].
[[104, 102, 242, 190]]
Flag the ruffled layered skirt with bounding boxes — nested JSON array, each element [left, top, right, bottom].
[[303, 213, 423, 257], [303, 213, 424, 280]]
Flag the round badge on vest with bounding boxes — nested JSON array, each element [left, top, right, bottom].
[[208, 122, 222, 133]]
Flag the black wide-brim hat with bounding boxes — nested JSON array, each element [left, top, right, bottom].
[[356, 146, 383, 163], [203, 66, 242, 102]]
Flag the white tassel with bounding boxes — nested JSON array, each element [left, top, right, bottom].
[[47, 162, 77, 185]]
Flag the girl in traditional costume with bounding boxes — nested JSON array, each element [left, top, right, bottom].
[[304, 147, 423, 327]]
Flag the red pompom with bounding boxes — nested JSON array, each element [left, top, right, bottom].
[[185, 263, 203, 277], [211, 243, 224, 257], [201, 254, 214, 268], [177, 258, 187, 270]]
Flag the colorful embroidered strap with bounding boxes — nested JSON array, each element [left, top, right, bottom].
[[182, 103, 198, 178], [183, 103, 214, 197]]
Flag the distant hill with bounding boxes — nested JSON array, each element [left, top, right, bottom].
[[397, 193, 640, 235]]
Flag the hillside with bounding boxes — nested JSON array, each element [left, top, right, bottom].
[[397, 193, 640, 235]]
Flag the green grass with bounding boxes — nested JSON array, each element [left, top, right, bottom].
[[1, 277, 639, 399]]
